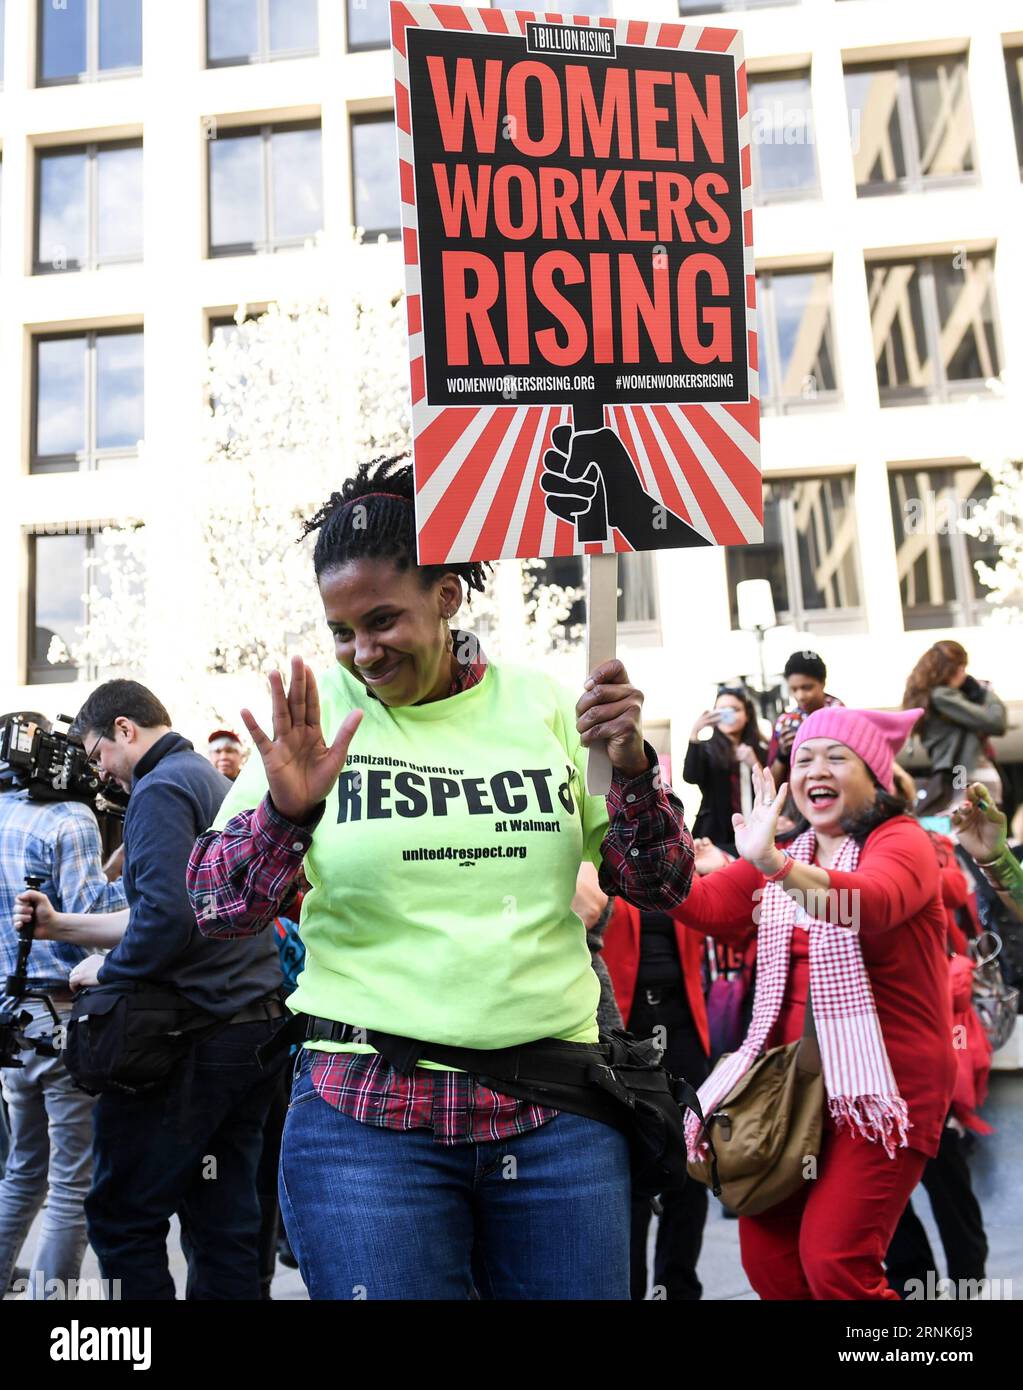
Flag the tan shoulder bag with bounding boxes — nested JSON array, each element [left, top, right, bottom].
[[687, 990, 825, 1217]]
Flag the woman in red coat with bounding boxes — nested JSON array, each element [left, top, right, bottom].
[[672, 706, 956, 1300]]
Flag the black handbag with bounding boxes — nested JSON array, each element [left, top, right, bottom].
[[65, 981, 226, 1096]]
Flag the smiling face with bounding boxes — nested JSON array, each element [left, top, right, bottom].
[[789, 737, 877, 833], [318, 558, 463, 707]]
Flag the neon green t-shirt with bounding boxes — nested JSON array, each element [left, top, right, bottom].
[[214, 658, 609, 1053]]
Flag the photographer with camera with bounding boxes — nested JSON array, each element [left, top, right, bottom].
[[17, 682, 287, 1300], [0, 712, 127, 1300]]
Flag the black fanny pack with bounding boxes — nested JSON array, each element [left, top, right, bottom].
[[66, 982, 229, 1096], [297, 1016, 713, 1201]]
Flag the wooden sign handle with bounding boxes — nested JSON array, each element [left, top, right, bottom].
[[569, 400, 616, 797], [585, 551, 618, 796]]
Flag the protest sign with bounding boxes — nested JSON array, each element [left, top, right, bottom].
[[391, 2, 761, 567]]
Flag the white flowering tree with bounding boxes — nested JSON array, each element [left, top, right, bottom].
[[960, 456, 1023, 622], [198, 298, 347, 680], [68, 260, 581, 727], [67, 525, 150, 678]]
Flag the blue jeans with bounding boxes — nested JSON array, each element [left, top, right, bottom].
[[87, 1018, 286, 1300], [0, 1002, 95, 1298], [279, 1051, 631, 1300]]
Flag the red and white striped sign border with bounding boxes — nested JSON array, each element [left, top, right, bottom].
[[391, 2, 761, 564]]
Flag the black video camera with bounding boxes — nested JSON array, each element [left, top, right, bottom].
[[0, 713, 127, 819], [0, 874, 67, 1068]]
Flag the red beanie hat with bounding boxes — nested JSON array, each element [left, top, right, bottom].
[[208, 729, 242, 749], [790, 707, 922, 792]]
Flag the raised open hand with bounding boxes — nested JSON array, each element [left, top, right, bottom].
[[240, 657, 362, 824], [732, 762, 788, 872]]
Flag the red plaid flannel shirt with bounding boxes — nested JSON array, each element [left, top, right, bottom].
[[187, 639, 693, 1144]]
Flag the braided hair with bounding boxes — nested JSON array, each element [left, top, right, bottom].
[[301, 454, 490, 596]]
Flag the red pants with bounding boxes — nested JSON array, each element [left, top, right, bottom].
[[738, 1124, 928, 1299]]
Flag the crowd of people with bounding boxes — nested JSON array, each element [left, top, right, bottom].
[[0, 455, 1019, 1302]]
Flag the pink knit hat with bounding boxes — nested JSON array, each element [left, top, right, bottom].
[[790, 707, 922, 791]]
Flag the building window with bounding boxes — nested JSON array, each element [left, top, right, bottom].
[[536, 552, 660, 637], [35, 141, 143, 274], [27, 529, 135, 683], [32, 329, 144, 474], [209, 311, 261, 347], [748, 71, 817, 203], [495, 0, 610, 11], [29, 533, 87, 683], [38, 0, 142, 85], [617, 552, 659, 627], [206, 0, 317, 67], [1007, 48, 1023, 176], [757, 268, 839, 413], [346, 0, 390, 51], [351, 113, 401, 240], [680, 2, 795, 11], [208, 310, 263, 418], [888, 465, 998, 629], [845, 55, 975, 195], [867, 252, 1001, 405], [208, 122, 322, 257], [344, 1, 612, 52], [726, 475, 863, 629]]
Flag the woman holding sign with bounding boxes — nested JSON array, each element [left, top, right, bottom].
[[187, 455, 694, 1301]]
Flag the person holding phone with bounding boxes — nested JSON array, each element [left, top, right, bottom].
[[684, 687, 768, 853]]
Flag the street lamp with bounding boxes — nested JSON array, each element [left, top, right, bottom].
[[736, 579, 777, 706]]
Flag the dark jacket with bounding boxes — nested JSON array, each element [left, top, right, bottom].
[[919, 680, 1007, 774], [682, 737, 762, 851], [98, 732, 282, 1018]]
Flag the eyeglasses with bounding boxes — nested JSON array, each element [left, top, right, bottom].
[[84, 734, 104, 771]]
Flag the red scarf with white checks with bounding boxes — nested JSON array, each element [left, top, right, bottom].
[[685, 830, 910, 1160]]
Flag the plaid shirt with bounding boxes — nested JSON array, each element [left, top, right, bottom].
[[188, 639, 693, 1144], [0, 792, 127, 984]]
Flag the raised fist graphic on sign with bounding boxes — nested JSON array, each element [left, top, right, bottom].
[[540, 426, 710, 551]]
